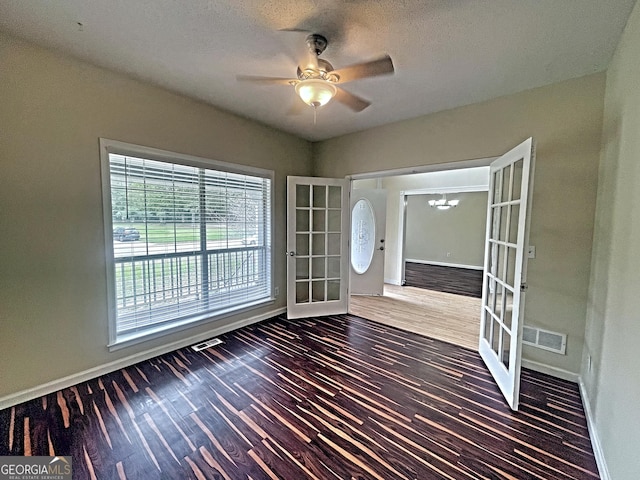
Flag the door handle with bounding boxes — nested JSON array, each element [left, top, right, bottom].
[[379, 246, 385, 251], [288, 251, 296, 256]]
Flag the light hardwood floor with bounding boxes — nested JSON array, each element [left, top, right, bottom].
[[349, 284, 481, 350]]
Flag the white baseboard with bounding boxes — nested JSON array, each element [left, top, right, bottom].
[[405, 259, 484, 271], [521, 360, 610, 478], [0, 307, 286, 410], [384, 277, 402, 286], [579, 379, 611, 480], [520, 359, 580, 382]]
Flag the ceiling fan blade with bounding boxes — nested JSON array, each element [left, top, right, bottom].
[[236, 75, 295, 86], [332, 55, 395, 84], [334, 87, 371, 112]]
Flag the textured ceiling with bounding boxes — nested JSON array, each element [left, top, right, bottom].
[[0, 0, 636, 141]]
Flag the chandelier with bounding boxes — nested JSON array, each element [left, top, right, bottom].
[[428, 194, 459, 210]]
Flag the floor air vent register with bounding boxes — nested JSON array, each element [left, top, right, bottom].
[[191, 338, 223, 351], [523, 325, 567, 355]]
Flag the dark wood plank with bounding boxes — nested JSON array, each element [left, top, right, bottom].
[[405, 262, 483, 297], [0, 314, 599, 479]]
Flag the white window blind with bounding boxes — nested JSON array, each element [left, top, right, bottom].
[[102, 142, 273, 345]]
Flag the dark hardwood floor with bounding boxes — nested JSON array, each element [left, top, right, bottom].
[[0, 314, 599, 479], [405, 262, 483, 298]]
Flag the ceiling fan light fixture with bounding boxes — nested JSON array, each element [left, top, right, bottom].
[[295, 79, 337, 107]]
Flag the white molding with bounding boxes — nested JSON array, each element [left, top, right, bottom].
[[520, 359, 579, 382], [0, 307, 285, 410], [579, 379, 611, 480], [348, 157, 497, 180], [405, 258, 484, 271], [100, 138, 274, 178], [397, 193, 407, 288], [384, 277, 402, 286], [108, 299, 276, 351], [401, 184, 489, 196]]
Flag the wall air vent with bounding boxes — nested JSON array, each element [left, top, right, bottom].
[[191, 338, 223, 352], [522, 326, 566, 355]]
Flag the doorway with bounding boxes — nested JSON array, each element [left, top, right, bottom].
[[348, 161, 492, 350]]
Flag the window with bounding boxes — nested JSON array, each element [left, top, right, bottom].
[[100, 140, 273, 347]]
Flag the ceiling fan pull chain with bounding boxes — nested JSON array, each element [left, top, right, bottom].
[[313, 105, 317, 126]]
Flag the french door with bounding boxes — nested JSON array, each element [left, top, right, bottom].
[[479, 137, 535, 411], [286, 176, 350, 319]]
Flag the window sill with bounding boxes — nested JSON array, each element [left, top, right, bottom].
[[108, 297, 275, 352]]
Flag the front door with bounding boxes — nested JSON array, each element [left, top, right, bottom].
[[479, 137, 535, 411], [350, 189, 387, 296], [286, 176, 350, 319]]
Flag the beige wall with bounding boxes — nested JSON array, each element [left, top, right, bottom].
[[315, 73, 606, 375], [0, 33, 312, 399], [405, 192, 488, 267], [583, 0, 640, 477]]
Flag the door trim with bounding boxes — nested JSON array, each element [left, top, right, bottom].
[[347, 156, 497, 181]]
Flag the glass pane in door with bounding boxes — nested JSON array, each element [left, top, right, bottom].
[[313, 210, 326, 231], [296, 210, 309, 231], [296, 282, 309, 303], [313, 185, 327, 208], [508, 205, 520, 243], [512, 160, 523, 201], [328, 186, 342, 208], [351, 199, 376, 275], [296, 258, 309, 280], [312, 280, 325, 302], [501, 330, 511, 369], [296, 234, 309, 256], [297, 184, 310, 207], [327, 280, 340, 301]]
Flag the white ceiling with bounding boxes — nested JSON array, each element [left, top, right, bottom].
[[0, 0, 636, 141]]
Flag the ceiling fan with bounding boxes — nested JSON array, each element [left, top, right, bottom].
[[237, 34, 394, 113]]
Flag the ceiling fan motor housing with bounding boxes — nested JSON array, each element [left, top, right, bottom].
[[306, 34, 328, 56], [297, 59, 339, 82]]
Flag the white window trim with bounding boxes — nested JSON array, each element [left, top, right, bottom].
[[99, 138, 275, 349]]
